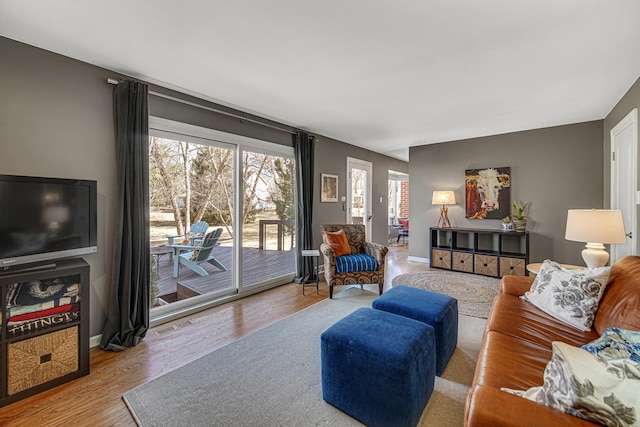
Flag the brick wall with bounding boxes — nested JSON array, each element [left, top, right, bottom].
[[399, 181, 410, 218]]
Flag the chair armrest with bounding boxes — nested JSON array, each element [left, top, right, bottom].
[[500, 276, 535, 296], [170, 243, 203, 251], [320, 243, 337, 275], [363, 242, 388, 263], [320, 243, 335, 259], [167, 234, 187, 245]]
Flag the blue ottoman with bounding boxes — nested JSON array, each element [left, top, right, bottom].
[[321, 307, 435, 427], [373, 286, 458, 376]]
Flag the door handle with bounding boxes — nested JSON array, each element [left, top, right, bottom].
[[367, 215, 372, 221], [626, 232, 633, 239]]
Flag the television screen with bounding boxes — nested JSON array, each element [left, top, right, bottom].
[[0, 175, 97, 269]]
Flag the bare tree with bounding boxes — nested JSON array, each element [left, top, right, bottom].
[[150, 137, 185, 235]]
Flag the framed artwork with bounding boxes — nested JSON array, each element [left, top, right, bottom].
[[321, 173, 338, 202], [465, 167, 511, 219]]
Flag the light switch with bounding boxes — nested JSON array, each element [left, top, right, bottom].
[[341, 196, 346, 202], [379, 196, 383, 203]]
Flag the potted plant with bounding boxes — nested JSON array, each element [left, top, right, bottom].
[[512, 201, 530, 231], [501, 216, 514, 231]]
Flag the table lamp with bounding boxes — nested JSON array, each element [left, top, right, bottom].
[[432, 191, 456, 228], [565, 209, 626, 268]]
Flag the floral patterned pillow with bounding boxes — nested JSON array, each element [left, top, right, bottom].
[[522, 260, 610, 331], [510, 342, 640, 427], [581, 328, 640, 363]]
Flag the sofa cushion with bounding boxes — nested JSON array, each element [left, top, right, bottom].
[[323, 229, 351, 257], [522, 260, 610, 331], [473, 331, 552, 391], [487, 294, 599, 349], [517, 341, 640, 427], [465, 384, 597, 427]]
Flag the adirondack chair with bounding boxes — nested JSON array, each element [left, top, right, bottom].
[[171, 228, 228, 277], [167, 221, 209, 261]]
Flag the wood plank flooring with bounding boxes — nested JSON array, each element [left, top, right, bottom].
[[155, 246, 296, 297], [0, 245, 430, 426]]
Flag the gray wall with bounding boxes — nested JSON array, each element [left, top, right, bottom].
[[408, 121, 604, 266], [0, 37, 407, 336], [604, 76, 640, 255], [1, 37, 117, 338], [313, 136, 409, 251]]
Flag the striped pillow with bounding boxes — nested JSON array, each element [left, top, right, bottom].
[[336, 254, 378, 273]]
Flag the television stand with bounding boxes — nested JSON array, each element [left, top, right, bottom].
[[0, 258, 89, 406], [1, 261, 57, 276]]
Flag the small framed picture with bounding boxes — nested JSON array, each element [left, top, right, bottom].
[[321, 173, 338, 202]]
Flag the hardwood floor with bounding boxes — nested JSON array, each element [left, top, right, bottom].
[[0, 245, 430, 426]]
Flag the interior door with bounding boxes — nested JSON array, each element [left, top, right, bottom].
[[610, 108, 638, 262], [346, 157, 373, 241]]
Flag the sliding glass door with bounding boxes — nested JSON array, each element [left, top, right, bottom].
[[240, 150, 296, 290], [147, 118, 296, 322], [149, 135, 236, 306]]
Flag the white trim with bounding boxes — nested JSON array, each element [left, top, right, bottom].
[[90, 334, 101, 348], [150, 277, 293, 328], [407, 256, 429, 263], [346, 157, 373, 240], [610, 108, 638, 258]]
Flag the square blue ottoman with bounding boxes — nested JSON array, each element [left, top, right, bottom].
[[373, 285, 458, 376], [321, 307, 435, 427]]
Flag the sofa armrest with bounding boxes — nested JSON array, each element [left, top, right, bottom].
[[465, 385, 596, 427], [500, 275, 535, 297]]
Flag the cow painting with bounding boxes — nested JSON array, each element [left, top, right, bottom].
[[465, 167, 511, 219]]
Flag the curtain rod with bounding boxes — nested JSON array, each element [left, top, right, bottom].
[[107, 78, 297, 135]]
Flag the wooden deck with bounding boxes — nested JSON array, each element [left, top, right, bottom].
[[154, 245, 296, 301]]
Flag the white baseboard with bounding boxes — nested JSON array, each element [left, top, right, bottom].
[[90, 334, 101, 348], [407, 256, 429, 263]]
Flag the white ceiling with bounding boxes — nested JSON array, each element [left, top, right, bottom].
[[2, 1, 640, 161]]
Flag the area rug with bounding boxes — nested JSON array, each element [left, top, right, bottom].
[[392, 271, 501, 318], [123, 287, 486, 426]]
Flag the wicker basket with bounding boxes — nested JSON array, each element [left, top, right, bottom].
[[431, 249, 451, 269], [500, 257, 526, 277], [474, 254, 498, 276], [7, 326, 78, 395], [452, 252, 473, 273]]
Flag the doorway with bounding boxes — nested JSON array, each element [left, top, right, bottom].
[[610, 108, 637, 262], [346, 157, 372, 240]]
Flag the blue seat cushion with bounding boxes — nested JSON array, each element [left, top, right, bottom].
[[321, 307, 436, 427], [373, 286, 458, 376], [335, 253, 378, 273]]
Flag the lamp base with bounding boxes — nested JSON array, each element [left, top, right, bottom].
[[581, 243, 609, 268], [437, 205, 451, 228]]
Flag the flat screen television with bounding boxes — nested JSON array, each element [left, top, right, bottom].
[[0, 174, 97, 270]]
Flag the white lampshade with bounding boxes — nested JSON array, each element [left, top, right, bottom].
[[432, 191, 456, 205], [565, 209, 626, 268], [565, 209, 626, 244]]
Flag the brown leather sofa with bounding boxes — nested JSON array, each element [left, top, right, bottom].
[[464, 255, 640, 426]]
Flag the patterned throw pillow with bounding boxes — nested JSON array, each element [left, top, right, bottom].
[[190, 241, 204, 261], [522, 260, 610, 331], [520, 342, 640, 427], [324, 229, 351, 257], [582, 328, 640, 363]]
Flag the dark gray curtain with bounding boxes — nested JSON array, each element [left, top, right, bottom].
[[101, 80, 150, 351], [294, 131, 315, 281]]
